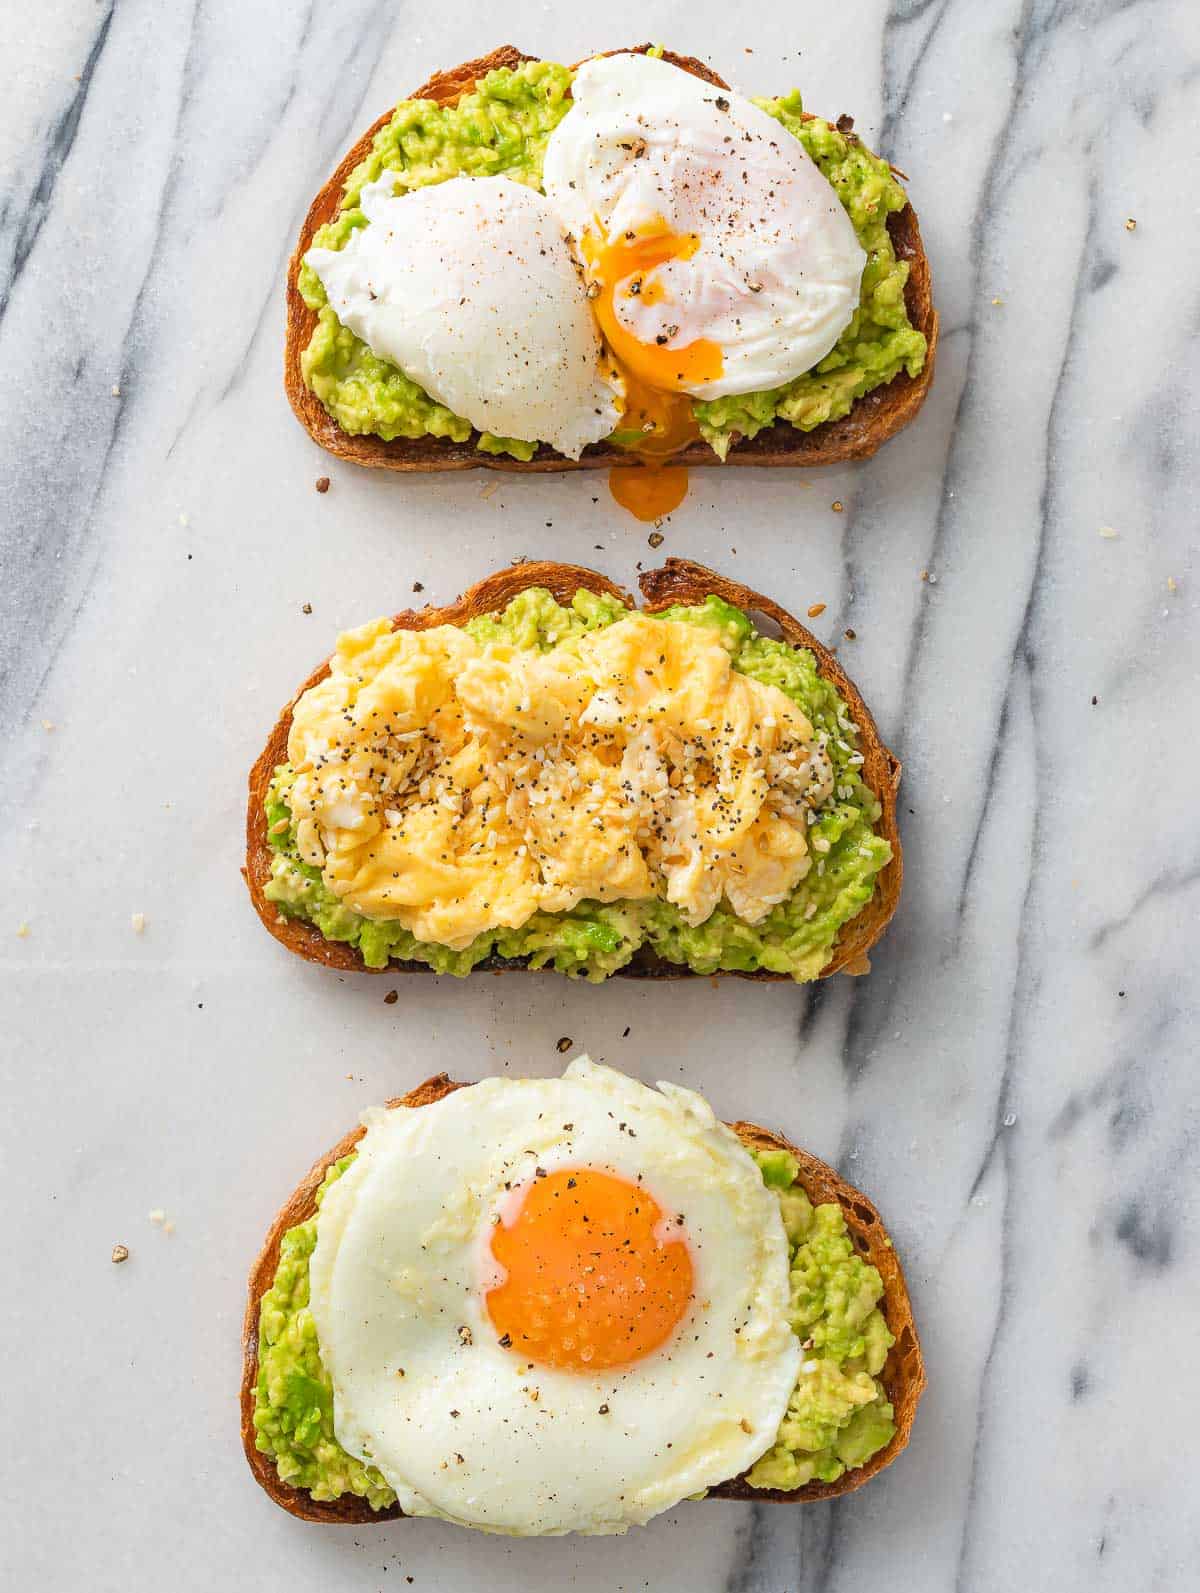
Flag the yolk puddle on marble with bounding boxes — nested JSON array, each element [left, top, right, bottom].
[[608, 462, 690, 522], [582, 221, 723, 523]]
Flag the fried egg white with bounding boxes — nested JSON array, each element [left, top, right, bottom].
[[304, 175, 621, 458], [543, 53, 867, 401], [308, 1059, 800, 1536]]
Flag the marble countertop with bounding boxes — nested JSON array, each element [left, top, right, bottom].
[[3, 2, 1197, 1588]]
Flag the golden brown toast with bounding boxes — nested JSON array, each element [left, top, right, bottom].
[[241, 1073, 925, 1521], [285, 44, 938, 473], [243, 558, 902, 982]]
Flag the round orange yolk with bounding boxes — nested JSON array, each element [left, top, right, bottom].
[[485, 1168, 694, 1372]]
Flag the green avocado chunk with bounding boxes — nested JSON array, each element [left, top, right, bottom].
[[298, 60, 926, 457], [252, 1159, 396, 1509], [744, 1168, 896, 1489], [253, 1146, 894, 1507], [262, 589, 891, 982]]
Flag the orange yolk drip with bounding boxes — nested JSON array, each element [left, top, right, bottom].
[[609, 463, 689, 522], [485, 1168, 694, 1372], [584, 224, 724, 403], [583, 223, 724, 522]]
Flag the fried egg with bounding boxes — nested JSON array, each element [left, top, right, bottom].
[[308, 1059, 800, 1535], [543, 53, 867, 403], [305, 175, 621, 459]]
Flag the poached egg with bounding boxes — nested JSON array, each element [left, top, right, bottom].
[[544, 52, 866, 405], [305, 174, 621, 459], [543, 51, 867, 516]]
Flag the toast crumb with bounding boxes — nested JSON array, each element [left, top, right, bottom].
[[807, 602, 826, 618], [111, 1244, 130, 1264], [315, 476, 330, 493]]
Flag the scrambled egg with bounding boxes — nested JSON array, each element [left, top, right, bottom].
[[286, 613, 834, 950]]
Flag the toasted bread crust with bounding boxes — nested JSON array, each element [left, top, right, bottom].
[[240, 1074, 924, 1522], [243, 559, 902, 983], [284, 45, 938, 472]]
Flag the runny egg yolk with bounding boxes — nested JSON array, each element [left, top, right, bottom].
[[608, 462, 689, 522], [485, 1168, 694, 1372], [583, 222, 725, 523], [583, 223, 724, 405]]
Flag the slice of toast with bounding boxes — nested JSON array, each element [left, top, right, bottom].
[[241, 1074, 925, 1522], [243, 558, 902, 982], [285, 44, 938, 473]]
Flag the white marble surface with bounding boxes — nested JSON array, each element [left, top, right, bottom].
[[3, 1, 1198, 1588]]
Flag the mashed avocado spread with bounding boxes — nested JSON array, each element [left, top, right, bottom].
[[262, 589, 891, 982], [298, 56, 927, 457], [744, 1149, 895, 1489], [253, 1147, 894, 1506]]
